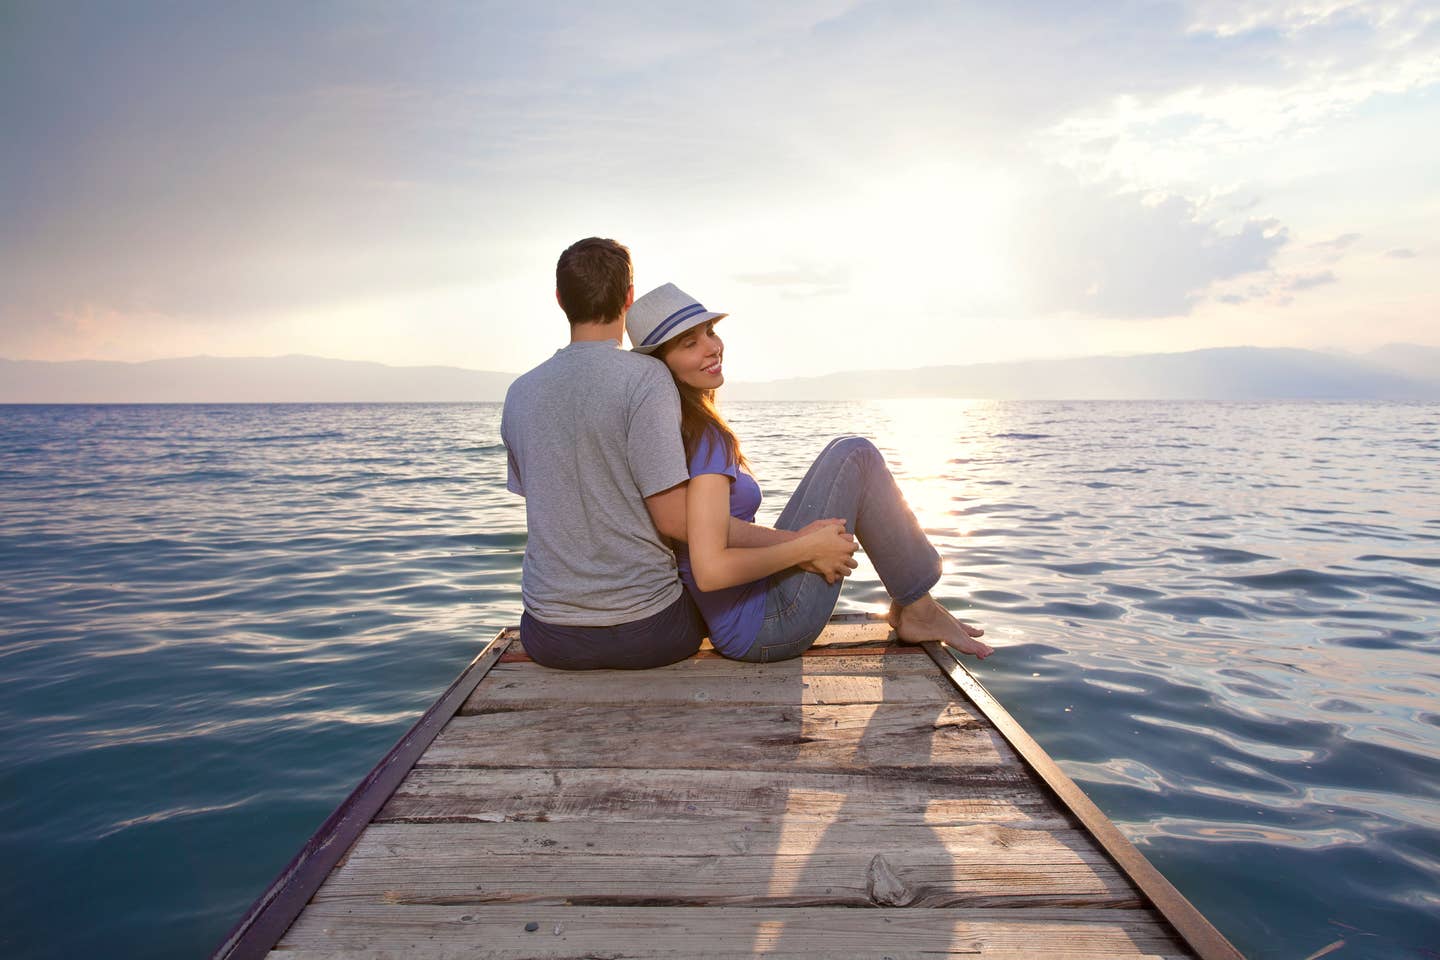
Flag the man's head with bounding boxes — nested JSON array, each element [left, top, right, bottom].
[[556, 237, 633, 325]]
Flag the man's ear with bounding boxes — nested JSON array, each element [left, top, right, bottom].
[[624, 285, 635, 310], [555, 289, 564, 310]]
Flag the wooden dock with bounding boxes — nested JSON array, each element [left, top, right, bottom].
[[215, 615, 1242, 959]]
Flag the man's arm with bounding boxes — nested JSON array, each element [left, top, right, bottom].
[[644, 482, 689, 542], [499, 399, 524, 496]]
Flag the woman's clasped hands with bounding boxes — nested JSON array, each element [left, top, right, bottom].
[[797, 517, 858, 584]]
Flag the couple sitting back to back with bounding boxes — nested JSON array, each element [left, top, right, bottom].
[[500, 237, 992, 669]]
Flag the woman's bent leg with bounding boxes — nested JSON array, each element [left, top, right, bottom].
[[738, 435, 941, 662], [768, 436, 992, 659], [776, 436, 941, 606]]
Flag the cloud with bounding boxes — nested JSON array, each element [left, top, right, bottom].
[[732, 264, 850, 298], [1184, 1, 1433, 41], [1385, 247, 1419, 258], [1036, 1, 1440, 191], [1288, 269, 1339, 291], [1304, 231, 1362, 267], [1206, 252, 1363, 309], [1311, 233, 1362, 250], [1013, 176, 1288, 318]]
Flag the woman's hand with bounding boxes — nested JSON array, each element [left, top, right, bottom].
[[800, 521, 858, 584], [796, 517, 846, 537]]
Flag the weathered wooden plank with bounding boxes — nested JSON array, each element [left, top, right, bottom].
[[377, 767, 1066, 828], [273, 904, 1189, 959], [796, 649, 946, 673], [342, 820, 1113, 862], [311, 858, 1139, 908], [463, 662, 956, 711], [800, 617, 895, 646], [313, 824, 1141, 909], [320, 821, 1135, 909], [426, 701, 1014, 773]]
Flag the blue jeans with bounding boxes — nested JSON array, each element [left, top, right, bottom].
[[738, 436, 942, 663]]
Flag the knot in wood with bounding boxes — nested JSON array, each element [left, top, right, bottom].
[[866, 853, 916, 907]]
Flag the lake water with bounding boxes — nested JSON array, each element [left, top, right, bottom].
[[1, 400, 1437, 959]]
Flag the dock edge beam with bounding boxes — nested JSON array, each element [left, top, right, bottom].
[[922, 641, 1246, 960], [210, 628, 516, 960]]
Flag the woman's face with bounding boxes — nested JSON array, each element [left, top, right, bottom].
[[660, 320, 724, 390]]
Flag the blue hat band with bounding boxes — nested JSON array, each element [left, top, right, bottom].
[[642, 303, 707, 347]]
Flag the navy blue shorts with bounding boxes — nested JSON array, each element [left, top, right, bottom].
[[520, 591, 704, 670]]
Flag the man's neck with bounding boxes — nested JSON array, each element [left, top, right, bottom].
[[569, 316, 625, 346]]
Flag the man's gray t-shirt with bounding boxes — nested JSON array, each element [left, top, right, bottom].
[[500, 340, 689, 626]]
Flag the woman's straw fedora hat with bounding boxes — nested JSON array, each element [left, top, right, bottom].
[[627, 283, 728, 354]]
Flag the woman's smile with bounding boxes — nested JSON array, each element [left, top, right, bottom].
[[662, 320, 726, 388]]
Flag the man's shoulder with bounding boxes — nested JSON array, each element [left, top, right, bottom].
[[615, 350, 677, 391], [512, 346, 672, 393], [503, 353, 563, 405], [576, 344, 672, 380], [508, 352, 562, 387]]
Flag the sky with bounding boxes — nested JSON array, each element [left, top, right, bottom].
[[2, 1, 1437, 383]]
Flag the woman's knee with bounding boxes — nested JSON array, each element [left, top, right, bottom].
[[822, 435, 882, 466]]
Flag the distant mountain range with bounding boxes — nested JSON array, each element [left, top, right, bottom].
[[726, 345, 1440, 401], [3, 345, 1439, 403], [0, 354, 513, 404]]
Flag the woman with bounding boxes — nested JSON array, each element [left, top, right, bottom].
[[628, 282, 993, 664]]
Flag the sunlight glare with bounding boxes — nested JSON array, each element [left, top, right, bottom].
[[851, 164, 1018, 315], [869, 398, 993, 535]]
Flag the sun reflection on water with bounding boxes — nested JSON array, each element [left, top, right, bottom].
[[865, 398, 998, 536]]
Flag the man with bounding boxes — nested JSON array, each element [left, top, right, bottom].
[[500, 237, 702, 669]]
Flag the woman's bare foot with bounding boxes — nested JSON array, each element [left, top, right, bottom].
[[887, 597, 993, 659]]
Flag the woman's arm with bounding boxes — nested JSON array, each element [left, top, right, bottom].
[[646, 482, 810, 547], [686, 473, 856, 592], [646, 481, 855, 585]]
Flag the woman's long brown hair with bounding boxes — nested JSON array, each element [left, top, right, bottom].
[[675, 384, 749, 471], [659, 342, 749, 471]]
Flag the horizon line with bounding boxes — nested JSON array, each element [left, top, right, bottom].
[[5, 341, 1438, 383]]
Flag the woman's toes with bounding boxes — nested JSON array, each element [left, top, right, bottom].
[[954, 636, 993, 659]]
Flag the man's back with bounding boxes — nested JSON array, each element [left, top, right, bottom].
[[501, 340, 689, 626]]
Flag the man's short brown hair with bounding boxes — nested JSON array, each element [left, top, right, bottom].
[[556, 237, 633, 324]]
